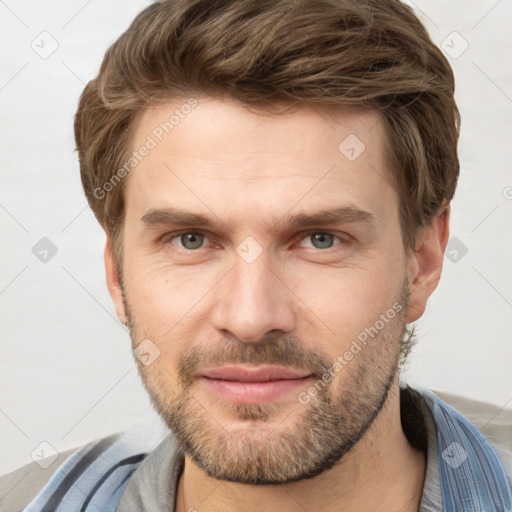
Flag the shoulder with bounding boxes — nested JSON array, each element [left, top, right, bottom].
[[433, 390, 512, 427], [431, 389, 512, 475], [0, 418, 170, 512], [405, 386, 512, 511], [0, 448, 78, 512]]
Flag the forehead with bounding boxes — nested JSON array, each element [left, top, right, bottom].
[[132, 97, 385, 164], [123, 96, 397, 227]]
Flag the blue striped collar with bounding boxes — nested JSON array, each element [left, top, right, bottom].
[[421, 389, 512, 511]]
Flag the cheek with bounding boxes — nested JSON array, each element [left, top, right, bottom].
[[125, 252, 215, 317], [288, 260, 404, 338]]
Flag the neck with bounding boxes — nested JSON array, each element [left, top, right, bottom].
[[176, 383, 426, 512]]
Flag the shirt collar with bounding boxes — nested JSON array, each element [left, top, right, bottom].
[[420, 388, 512, 511]]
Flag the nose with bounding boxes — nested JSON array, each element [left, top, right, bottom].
[[211, 249, 296, 343]]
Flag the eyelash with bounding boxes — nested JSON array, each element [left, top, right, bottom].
[[161, 230, 349, 251]]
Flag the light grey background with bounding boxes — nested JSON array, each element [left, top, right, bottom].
[[1, 0, 511, 476]]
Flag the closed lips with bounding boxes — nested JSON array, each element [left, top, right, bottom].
[[200, 366, 311, 382]]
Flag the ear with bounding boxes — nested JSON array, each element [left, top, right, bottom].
[[406, 202, 450, 323], [104, 237, 127, 325]]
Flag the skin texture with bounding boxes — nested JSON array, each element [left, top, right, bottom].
[[105, 97, 450, 511]]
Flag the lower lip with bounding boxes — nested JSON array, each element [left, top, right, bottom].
[[199, 376, 312, 404]]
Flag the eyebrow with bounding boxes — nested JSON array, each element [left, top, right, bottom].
[[140, 206, 376, 232]]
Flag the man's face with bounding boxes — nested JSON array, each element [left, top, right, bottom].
[[116, 97, 412, 484]]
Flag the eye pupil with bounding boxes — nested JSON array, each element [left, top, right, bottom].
[[311, 233, 334, 249], [181, 233, 204, 250]]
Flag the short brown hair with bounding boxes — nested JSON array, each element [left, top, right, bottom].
[[74, 0, 460, 264]]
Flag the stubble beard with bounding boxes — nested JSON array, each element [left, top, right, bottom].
[[124, 279, 409, 485]]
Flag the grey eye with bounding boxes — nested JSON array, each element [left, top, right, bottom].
[[180, 232, 205, 250], [310, 233, 335, 249]]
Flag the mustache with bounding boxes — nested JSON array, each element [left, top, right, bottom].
[[177, 333, 332, 388]]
